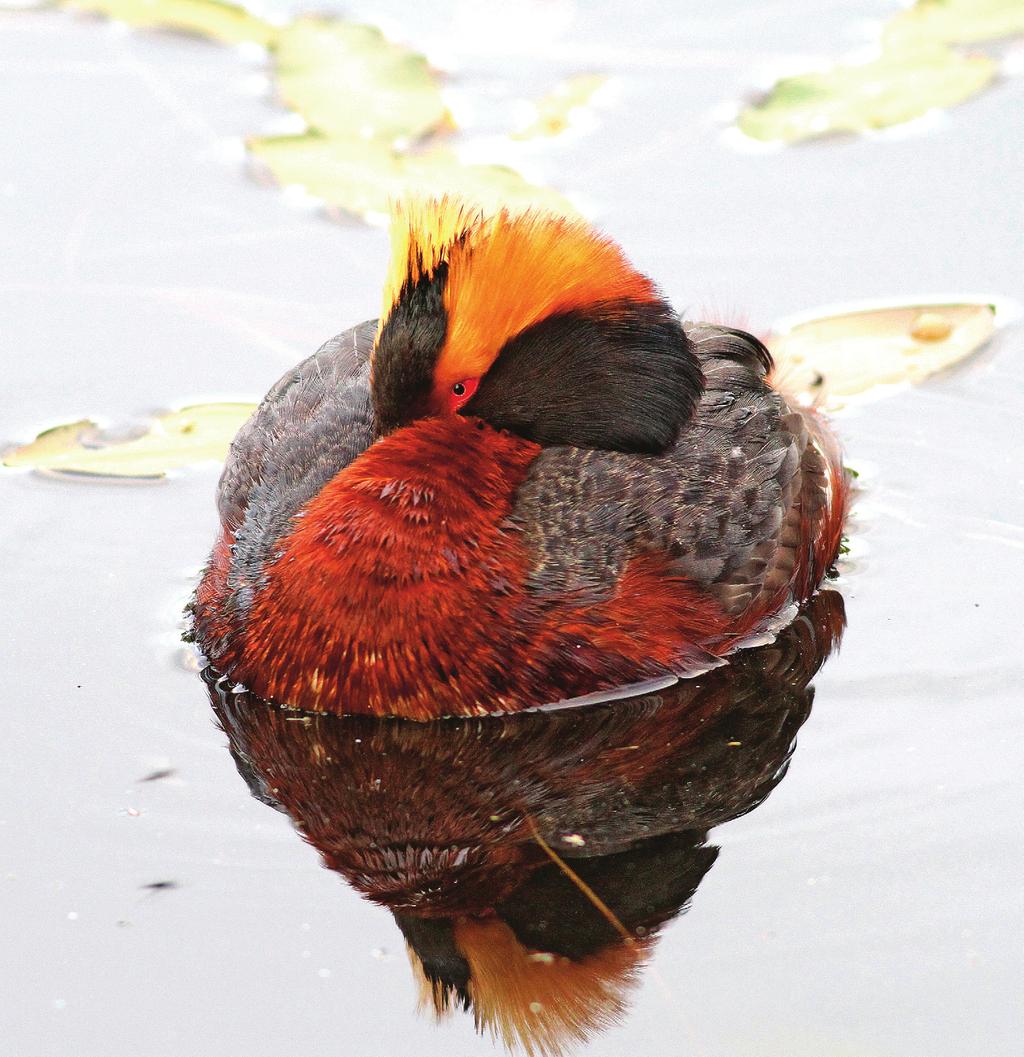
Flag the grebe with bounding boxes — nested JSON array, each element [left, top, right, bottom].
[[190, 200, 847, 718]]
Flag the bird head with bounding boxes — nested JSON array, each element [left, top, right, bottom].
[[370, 199, 703, 453]]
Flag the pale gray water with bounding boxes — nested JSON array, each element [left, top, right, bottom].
[[2, 3, 1022, 1056]]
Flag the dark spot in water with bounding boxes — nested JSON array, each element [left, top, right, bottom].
[[140, 881, 180, 892], [138, 768, 176, 783]]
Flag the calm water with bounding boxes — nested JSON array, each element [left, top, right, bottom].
[[3, 3, 1022, 1056]]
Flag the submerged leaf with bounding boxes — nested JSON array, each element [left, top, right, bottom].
[[273, 17, 450, 143], [738, 44, 994, 143], [512, 73, 607, 140], [768, 301, 997, 405], [885, 0, 1024, 47], [4, 403, 257, 478], [249, 134, 576, 220], [62, 0, 278, 47]]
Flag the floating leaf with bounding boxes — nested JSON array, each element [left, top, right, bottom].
[[273, 17, 450, 143], [767, 301, 997, 405], [55, 2, 578, 224], [885, 0, 1024, 47], [249, 133, 576, 220], [512, 74, 607, 140], [4, 403, 257, 479], [738, 44, 994, 143], [62, 0, 278, 47]]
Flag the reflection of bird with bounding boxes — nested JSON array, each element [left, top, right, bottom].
[[190, 200, 848, 718], [210, 591, 845, 1056]]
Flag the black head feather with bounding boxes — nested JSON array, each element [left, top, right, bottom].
[[372, 263, 449, 437], [463, 299, 704, 454]]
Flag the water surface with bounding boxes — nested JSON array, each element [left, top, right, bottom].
[[2, 3, 1022, 1056]]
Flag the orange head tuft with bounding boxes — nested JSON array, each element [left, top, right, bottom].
[[371, 198, 703, 454]]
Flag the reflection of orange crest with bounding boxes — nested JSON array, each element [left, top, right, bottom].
[[378, 198, 661, 403], [409, 918, 653, 1057]]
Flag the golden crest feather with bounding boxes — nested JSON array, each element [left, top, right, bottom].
[[377, 198, 661, 403]]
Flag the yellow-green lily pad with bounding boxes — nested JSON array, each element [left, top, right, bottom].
[[738, 44, 995, 143], [249, 133, 576, 221], [3, 403, 257, 479], [512, 73, 607, 140], [62, 0, 278, 47], [272, 17, 450, 143], [885, 0, 1024, 47], [768, 301, 997, 406]]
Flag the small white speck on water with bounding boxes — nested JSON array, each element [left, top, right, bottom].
[[53, 999, 66, 1011], [301, 950, 311, 959], [317, 968, 331, 979], [371, 947, 389, 961], [66, 912, 78, 921], [300, 922, 311, 932]]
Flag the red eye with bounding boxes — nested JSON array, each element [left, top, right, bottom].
[[447, 377, 479, 413]]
